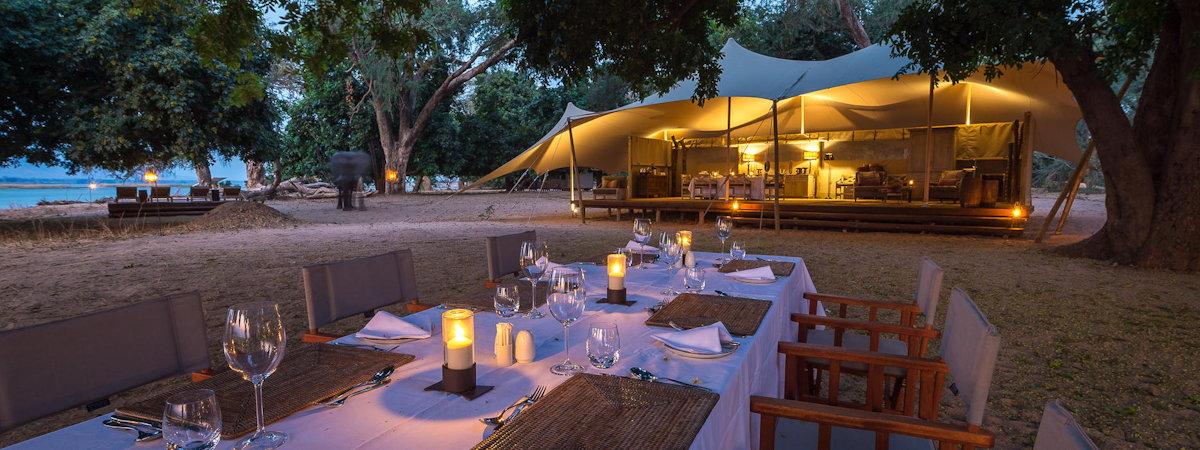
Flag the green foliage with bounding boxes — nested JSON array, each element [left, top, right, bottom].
[[280, 66, 379, 180], [712, 0, 857, 60], [885, 0, 1164, 84]]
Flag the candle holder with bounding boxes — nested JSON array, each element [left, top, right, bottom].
[[597, 254, 635, 306], [675, 230, 693, 253], [424, 309, 492, 400]]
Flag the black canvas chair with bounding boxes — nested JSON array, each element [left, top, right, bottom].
[[485, 230, 536, 288], [301, 249, 426, 343], [0, 293, 210, 431]]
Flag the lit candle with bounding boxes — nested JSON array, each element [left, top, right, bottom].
[[442, 309, 475, 370], [607, 254, 626, 290], [676, 230, 693, 252], [143, 171, 158, 184], [385, 169, 400, 183], [1011, 205, 1024, 219]]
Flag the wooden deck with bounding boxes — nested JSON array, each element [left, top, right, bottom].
[[107, 200, 231, 218], [578, 197, 1027, 237]]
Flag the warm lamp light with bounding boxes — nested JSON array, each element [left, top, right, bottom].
[[442, 309, 475, 371], [731, 200, 740, 211], [908, 179, 915, 186], [143, 171, 158, 184], [803, 151, 820, 161], [88, 182, 98, 190], [676, 230, 693, 251], [607, 254, 626, 290], [1011, 205, 1024, 219], [384, 169, 400, 183]]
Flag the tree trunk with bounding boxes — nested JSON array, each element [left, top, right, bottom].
[[245, 159, 266, 188], [835, 0, 871, 49], [193, 160, 213, 186]]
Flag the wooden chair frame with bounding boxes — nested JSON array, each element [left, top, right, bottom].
[[754, 342, 995, 450]]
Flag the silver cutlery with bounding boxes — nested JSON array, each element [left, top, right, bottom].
[[494, 385, 546, 429], [320, 379, 392, 408], [322, 366, 395, 403], [103, 416, 162, 442], [629, 367, 715, 392], [481, 385, 542, 425]]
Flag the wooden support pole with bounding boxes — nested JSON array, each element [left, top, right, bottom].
[[923, 75, 935, 206], [567, 117, 581, 222], [1034, 140, 1095, 242], [773, 99, 782, 231], [727, 97, 733, 174]]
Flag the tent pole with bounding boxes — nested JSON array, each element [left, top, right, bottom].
[[567, 117, 580, 218], [772, 99, 781, 231], [965, 83, 973, 125], [1034, 140, 1095, 242], [800, 96, 806, 135], [727, 97, 733, 175], [923, 75, 934, 206]]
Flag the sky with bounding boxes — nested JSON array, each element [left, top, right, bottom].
[[0, 158, 248, 182]]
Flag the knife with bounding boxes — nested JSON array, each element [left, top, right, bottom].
[[104, 416, 162, 442]]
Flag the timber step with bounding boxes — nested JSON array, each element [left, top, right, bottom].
[[107, 201, 230, 218], [728, 216, 1024, 237]]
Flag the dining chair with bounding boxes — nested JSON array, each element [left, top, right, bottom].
[[484, 230, 537, 288], [791, 257, 944, 405], [0, 293, 210, 431], [1033, 400, 1098, 450], [751, 288, 1000, 449], [301, 249, 427, 343]]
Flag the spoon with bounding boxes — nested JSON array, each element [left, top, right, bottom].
[[324, 365, 394, 402], [629, 367, 714, 392]]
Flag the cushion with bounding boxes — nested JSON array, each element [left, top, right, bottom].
[[802, 329, 910, 377], [857, 172, 883, 186], [774, 417, 936, 450]]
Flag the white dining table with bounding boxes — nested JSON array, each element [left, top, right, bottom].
[[11, 252, 821, 450]]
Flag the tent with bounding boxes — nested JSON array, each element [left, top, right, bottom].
[[469, 39, 1082, 205]]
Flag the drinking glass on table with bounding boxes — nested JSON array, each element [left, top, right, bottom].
[[223, 302, 287, 450], [659, 240, 683, 296], [163, 389, 221, 450], [684, 267, 707, 294], [586, 322, 621, 370], [656, 231, 673, 265], [715, 216, 733, 263], [518, 240, 549, 319], [547, 266, 586, 376], [494, 284, 520, 318], [729, 241, 746, 261], [632, 218, 652, 268]]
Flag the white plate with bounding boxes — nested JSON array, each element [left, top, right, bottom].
[[725, 275, 776, 285], [358, 336, 426, 344], [662, 341, 739, 359]]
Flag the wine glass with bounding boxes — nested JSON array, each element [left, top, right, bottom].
[[684, 267, 707, 293], [163, 389, 221, 450], [518, 241, 549, 319], [659, 240, 682, 296], [586, 322, 620, 370], [656, 231, 672, 266], [715, 216, 733, 263], [547, 266, 586, 376], [632, 218, 652, 268], [729, 241, 746, 261], [494, 284, 519, 317], [223, 302, 287, 449]]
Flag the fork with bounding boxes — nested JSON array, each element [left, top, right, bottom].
[[480, 385, 543, 425], [494, 385, 546, 429]]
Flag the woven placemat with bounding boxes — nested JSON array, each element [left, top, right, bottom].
[[474, 374, 718, 450], [646, 293, 772, 336], [718, 259, 796, 277], [116, 344, 414, 439]]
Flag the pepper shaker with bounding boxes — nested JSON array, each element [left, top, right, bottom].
[[514, 330, 535, 364]]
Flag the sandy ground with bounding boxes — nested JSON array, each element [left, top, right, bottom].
[[0, 191, 1197, 448]]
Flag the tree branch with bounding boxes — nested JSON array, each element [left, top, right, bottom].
[[835, 0, 871, 49], [410, 37, 517, 140]]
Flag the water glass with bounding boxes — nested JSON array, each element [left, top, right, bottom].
[[729, 241, 746, 261], [632, 218, 652, 267], [494, 285, 519, 317], [716, 216, 733, 259], [586, 322, 621, 369], [684, 267, 706, 293], [548, 267, 586, 376], [519, 240, 549, 319], [224, 302, 287, 449], [163, 389, 221, 450]]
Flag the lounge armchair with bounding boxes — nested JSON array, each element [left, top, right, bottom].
[[592, 175, 627, 200], [114, 186, 139, 203], [0, 293, 211, 430], [485, 230, 536, 288], [751, 288, 1001, 449], [301, 249, 429, 343], [929, 169, 966, 202], [853, 171, 887, 201], [149, 186, 172, 202], [188, 186, 211, 201]]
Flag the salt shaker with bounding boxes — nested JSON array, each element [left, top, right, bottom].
[[514, 330, 535, 364], [495, 323, 514, 367]]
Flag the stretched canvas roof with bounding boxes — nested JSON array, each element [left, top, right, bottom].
[[469, 39, 1082, 189]]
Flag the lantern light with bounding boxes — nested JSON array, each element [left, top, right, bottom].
[[731, 200, 740, 211], [88, 182, 98, 190], [1011, 205, 1024, 219], [143, 171, 158, 184], [607, 254, 627, 290], [384, 169, 400, 183]]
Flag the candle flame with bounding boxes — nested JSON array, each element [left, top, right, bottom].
[[1011, 206, 1024, 218]]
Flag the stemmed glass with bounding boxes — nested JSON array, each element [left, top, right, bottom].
[[715, 216, 733, 263], [163, 389, 221, 450], [494, 284, 519, 318], [518, 241, 549, 319], [223, 303, 287, 449], [656, 231, 673, 266], [632, 218, 652, 268], [659, 239, 682, 296], [547, 266, 586, 376], [586, 322, 620, 370]]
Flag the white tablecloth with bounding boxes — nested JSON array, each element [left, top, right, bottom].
[[12, 252, 820, 450]]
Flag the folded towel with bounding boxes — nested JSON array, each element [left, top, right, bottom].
[[625, 241, 659, 253], [725, 266, 775, 281], [651, 322, 734, 354], [355, 311, 432, 340]]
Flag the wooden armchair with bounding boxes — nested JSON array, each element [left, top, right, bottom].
[[752, 288, 1001, 449], [854, 170, 888, 201], [300, 249, 432, 343], [795, 258, 944, 405]]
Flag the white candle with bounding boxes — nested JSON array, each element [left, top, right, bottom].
[[446, 334, 473, 370], [607, 254, 626, 290], [442, 309, 475, 370]]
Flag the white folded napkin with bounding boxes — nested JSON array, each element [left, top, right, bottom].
[[651, 322, 734, 354], [355, 311, 432, 340], [725, 265, 775, 281], [534, 256, 562, 273], [625, 240, 659, 253]]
